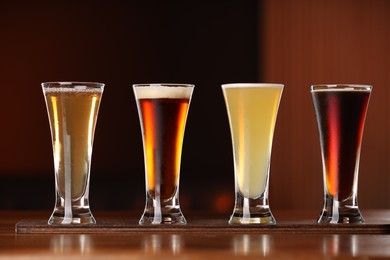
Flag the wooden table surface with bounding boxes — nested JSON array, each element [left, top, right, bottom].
[[2, 210, 390, 259]]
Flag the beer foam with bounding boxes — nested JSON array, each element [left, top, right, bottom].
[[134, 85, 193, 99], [311, 85, 372, 92], [222, 83, 284, 89], [311, 88, 371, 92], [75, 85, 87, 90], [43, 87, 103, 94]]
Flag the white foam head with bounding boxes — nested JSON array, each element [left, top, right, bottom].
[[221, 83, 284, 89], [311, 84, 372, 92], [133, 84, 194, 99], [42, 87, 103, 94], [42, 82, 104, 94]]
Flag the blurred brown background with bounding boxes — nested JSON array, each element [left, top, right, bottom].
[[0, 0, 389, 216]]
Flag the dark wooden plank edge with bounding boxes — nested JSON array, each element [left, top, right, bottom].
[[15, 219, 390, 234]]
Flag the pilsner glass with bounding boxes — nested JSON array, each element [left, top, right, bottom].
[[42, 82, 104, 224], [222, 83, 283, 224], [311, 84, 371, 224], [133, 83, 194, 224]]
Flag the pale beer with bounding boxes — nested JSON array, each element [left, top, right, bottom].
[[222, 83, 283, 224], [222, 84, 283, 199]]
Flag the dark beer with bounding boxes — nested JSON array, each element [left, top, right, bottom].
[[312, 88, 370, 201]]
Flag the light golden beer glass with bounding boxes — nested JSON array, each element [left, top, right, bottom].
[[133, 84, 194, 224], [42, 82, 104, 224], [222, 83, 283, 224]]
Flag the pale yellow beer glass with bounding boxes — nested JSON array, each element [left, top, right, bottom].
[[42, 82, 104, 224], [222, 83, 283, 224]]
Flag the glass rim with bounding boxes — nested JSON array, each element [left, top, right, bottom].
[[133, 83, 194, 88], [41, 82, 105, 88], [221, 83, 284, 88], [311, 84, 372, 92]]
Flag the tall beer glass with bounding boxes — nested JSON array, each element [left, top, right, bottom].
[[311, 84, 371, 224], [42, 82, 104, 224], [222, 83, 283, 224], [133, 84, 194, 224]]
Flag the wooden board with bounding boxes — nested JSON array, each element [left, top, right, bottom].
[[15, 219, 390, 234]]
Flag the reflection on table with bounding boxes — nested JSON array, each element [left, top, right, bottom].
[[11, 233, 390, 258], [7, 210, 390, 258]]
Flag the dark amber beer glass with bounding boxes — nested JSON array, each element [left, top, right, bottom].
[[133, 84, 194, 224], [311, 84, 371, 224]]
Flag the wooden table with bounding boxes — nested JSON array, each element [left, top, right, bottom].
[[1, 210, 390, 259]]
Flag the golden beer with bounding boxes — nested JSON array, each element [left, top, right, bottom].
[[43, 82, 104, 224]]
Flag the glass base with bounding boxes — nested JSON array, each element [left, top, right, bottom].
[[318, 196, 365, 224], [229, 193, 276, 224], [48, 208, 96, 225], [318, 207, 364, 224], [139, 196, 186, 225], [229, 208, 276, 224], [139, 211, 186, 225]]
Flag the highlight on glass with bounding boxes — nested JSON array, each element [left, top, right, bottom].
[[222, 83, 283, 224], [42, 82, 104, 224], [133, 83, 194, 224], [311, 84, 372, 224]]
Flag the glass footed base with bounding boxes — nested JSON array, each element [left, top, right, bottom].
[[139, 210, 186, 225], [140, 195, 187, 225], [318, 207, 365, 224], [229, 209, 276, 224], [318, 195, 365, 224], [48, 209, 96, 225]]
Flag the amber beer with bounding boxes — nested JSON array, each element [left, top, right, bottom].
[[137, 97, 190, 200], [134, 84, 194, 225], [43, 82, 104, 225]]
